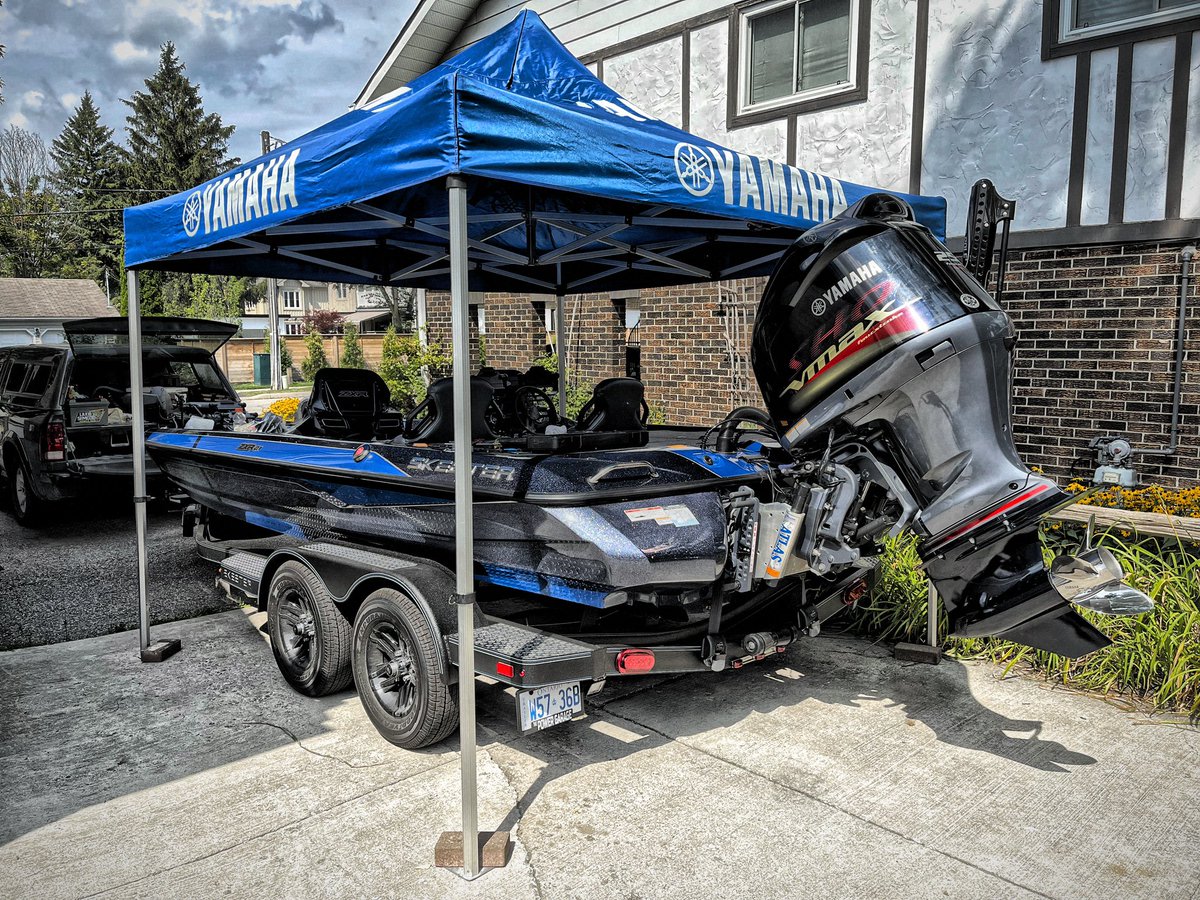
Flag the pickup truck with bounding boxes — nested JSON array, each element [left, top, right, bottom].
[[0, 317, 241, 525]]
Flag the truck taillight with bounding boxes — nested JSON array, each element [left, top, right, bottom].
[[43, 421, 66, 461]]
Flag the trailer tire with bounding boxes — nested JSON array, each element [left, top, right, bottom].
[[352, 588, 457, 749], [266, 561, 353, 697]]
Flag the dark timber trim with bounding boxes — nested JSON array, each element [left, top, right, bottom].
[[578, 7, 732, 65], [945, 218, 1200, 252], [681, 28, 691, 131], [909, 0, 930, 195], [1107, 43, 1134, 225], [1165, 31, 1193, 221], [786, 117, 797, 167], [1042, 0, 1200, 60], [726, 0, 871, 130], [1065, 51, 1091, 227]]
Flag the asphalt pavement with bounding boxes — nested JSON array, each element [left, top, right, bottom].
[[0, 500, 237, 651], [1, 609, 1196, 900]]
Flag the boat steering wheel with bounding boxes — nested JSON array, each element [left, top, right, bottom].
[[513, 386, 559, 434]]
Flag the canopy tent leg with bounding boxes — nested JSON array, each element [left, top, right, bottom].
[[267, 277, 282, 391], [436, 175, 510, 878], [556, 293, 567, 418], [126, 269, 180, 664]]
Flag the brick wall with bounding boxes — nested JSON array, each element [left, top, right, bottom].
[[421, 239, 1199, 487], [1002, 240, 1198, 488]]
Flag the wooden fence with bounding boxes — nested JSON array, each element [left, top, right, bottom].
[[217, 334, 390, 384]]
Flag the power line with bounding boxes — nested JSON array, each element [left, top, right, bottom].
[[0, 207, 127, 219]]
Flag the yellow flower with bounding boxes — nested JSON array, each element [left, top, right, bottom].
[[268, 397, 301, 424]]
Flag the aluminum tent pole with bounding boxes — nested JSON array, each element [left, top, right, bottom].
[[268, 277, 281, 390], [447, 175, 480, 878], [127, 269, 179, 664], [555, 293, 567, 418]]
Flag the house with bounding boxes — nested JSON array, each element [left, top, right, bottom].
[[240, 280, 363, 336], [357, 0, 1200, 487], [0, 278, 114, 347]]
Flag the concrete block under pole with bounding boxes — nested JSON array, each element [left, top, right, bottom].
[[894, 582, 942, 665]]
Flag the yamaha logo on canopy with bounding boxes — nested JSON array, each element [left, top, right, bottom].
[[673, 141, 849, 224], [180, 148, 303, 238]]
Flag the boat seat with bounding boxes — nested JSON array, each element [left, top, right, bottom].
[[400, 376, 495, 444], [294, 367, 401, 441], [575, 377, 649, 433]]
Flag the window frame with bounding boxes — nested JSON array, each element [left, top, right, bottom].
[[729, 0, 870, 129], [1043, 0, 1200, 58], [281, 289, 302, 310]]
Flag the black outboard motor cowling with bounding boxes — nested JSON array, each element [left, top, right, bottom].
[[751, 194, 1150, 658]]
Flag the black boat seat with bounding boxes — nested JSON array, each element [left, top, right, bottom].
[[401, 376, 495, 444], [575, 377, 649, 433], [296, 367, 399, 440]]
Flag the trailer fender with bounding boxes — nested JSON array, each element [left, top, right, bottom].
[[258, 546, 476, 682]]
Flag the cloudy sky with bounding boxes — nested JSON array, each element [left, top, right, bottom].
[[0, 0, 416, 163]]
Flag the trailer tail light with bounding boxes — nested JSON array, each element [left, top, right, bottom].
[[495, 661, 515, 678], [846, 578, 869, 606], [616, 648, 655, 674], [43, 421, 66, 461]]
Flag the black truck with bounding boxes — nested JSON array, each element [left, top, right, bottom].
[[0, 317, 241, 525]]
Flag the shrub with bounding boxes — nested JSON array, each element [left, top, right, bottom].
[[300, 327, 328, 381], [532, 352, 595, 419], [341, 321, 366, 369], [302, 308, 343, 334], [852, 519, 1200, 716], [377, 325, 451, 410]]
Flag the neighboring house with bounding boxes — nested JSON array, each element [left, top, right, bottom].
[[241, 280, 363, 336], [0, 278, 114, 348], [357, 0, 1200, 487]]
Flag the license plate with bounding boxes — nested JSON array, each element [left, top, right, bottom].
[[517, 681, 583, 732]]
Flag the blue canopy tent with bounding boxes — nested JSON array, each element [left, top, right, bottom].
[[123, 10, 945, 877]]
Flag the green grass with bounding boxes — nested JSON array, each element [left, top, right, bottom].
[[852, 529, 1200, 717]]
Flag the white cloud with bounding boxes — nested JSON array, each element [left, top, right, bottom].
[[60, 92, 81, 109], [6, 112, 31, 128], [21, 89, 46, 109], [112, 40, 153, 63]]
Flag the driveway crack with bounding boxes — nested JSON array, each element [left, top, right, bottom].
[[216, 719, 401, 769]]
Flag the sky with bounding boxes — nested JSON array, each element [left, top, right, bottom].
[[0, 0, 416, 163]]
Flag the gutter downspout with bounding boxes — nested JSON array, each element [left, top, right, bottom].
[[1137, 243, 1195, 458]]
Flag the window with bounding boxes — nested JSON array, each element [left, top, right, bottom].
[[1063, 0, 1199, 39], [284, 320, 306, 335], [282, 289, 301, 310], [737, 0, 861, 118], [1046, 0, 1200, 55]]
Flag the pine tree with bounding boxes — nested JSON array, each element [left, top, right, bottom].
[[122, 43, 236, 193], [51, 92, 124, 282], [301, 327, 329, 381], [122, 43, 236, 314], [341, 321, 366, 369]]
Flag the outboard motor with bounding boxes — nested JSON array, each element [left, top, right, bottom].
[[751, 194, 1152, 657]]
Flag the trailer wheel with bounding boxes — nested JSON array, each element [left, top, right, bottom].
[[352, 588, 457, 749], [266, 561, 353, 697]]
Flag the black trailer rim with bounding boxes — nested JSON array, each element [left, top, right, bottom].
[[275, 589, 317, 674], [365, 620, 417, 717]]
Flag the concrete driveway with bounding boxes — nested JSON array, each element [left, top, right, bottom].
[[1, 610, 1196, 900]]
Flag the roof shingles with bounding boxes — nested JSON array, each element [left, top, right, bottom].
[[0, 278, 113, 321]]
